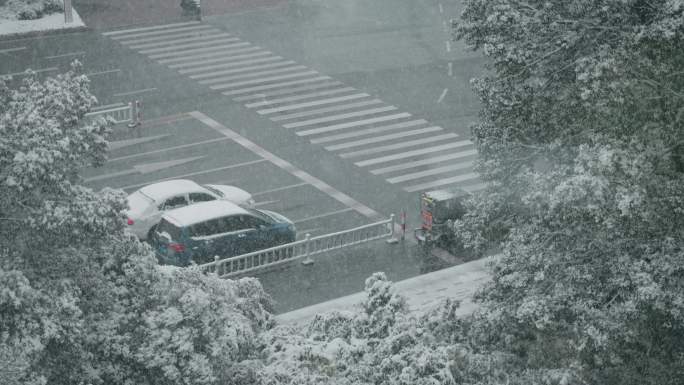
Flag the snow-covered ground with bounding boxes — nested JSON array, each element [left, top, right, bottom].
[[0, 1, 85, 38]]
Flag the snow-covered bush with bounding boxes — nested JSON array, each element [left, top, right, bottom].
[[4, 0, 62, 20]]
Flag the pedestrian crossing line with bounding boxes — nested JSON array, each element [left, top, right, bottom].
[[310, 119, 428, 144], [325, 126, 443, 151], [257, 92, 370, 114], [108, 24, 212, 40], [369, 149, 478, 175], [210, 69, 320, 90], [149, 42, 253, 59], [234, 81, 344, 102], [180, 55, 282, 74], [403, 172, 480, 192], [139, 36, 241, 54], [296, 112, 411, 136], [339, 134, 462, 158], [270, 99, 382, 122], [284, 106, 398, 129], [355, 141, 473, 167], [189, 60, 296, 79], [246, 86, 356, 108], [167, 49, 270, 68], [126, 31, 228, 49], [222, 76, 334, 97], [102, 21, 201, 36], [123, 28, 225, 47], [198, 65, 309, 85], [386, 162, 474, 184]]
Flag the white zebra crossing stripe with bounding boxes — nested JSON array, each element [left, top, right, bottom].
[[180, 55, 282, 74], [386, 162, 474, 184], [210, 70, 319, 90], [270, 99, 382, 122], [139, 37, 240, 54], [324, 126, 443, 151], [109, 24, 211, 40], [149, 42, 252, 59], [257, 93, 369, 114], [198, 65, 308, 85], [234, 81, 344, 102], [339, 134, 462, 158], [102, 21, 201, 36], [403, 173, 480, 192], [295, 112, 411, 136], [246, 87, 356, 108], [166, 49, 268, 67], [355, 141, 473, 167], [310, 119, 427, 144], [126, 31, 227, 48], [369, 149, 478, 174], [221, 76, 333, 96], [284, 106, 397, 129], [189, 60, 295, 79]]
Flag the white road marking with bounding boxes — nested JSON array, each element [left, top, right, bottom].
[[325, 126, 443, 151], [210, 70, 319, 90], [234, 81, 343, 102], [149, 42, 252, 59], [113, 87, 158, 97], [126, 31, 227, 48], [270, 99, 382, 122], [387, 162, 473, 184], [459, 183, 487, 192], [257, 92, 369, 114], [296, 112, 411, 136], [86, 69, 121, 77], [108, 134, 169, 151], [139, 37, 241, 54], [190, 111, 382, 219], [102, 21, 201, 36], [355, 141, 473, 167], [85, 156, 204, 183], [284, 106, 397, 129], [446, 40, 451, 52], [370, 149, 478, 174], [44, 51, 86, 59], [199, 65, 308, 85], [439, 3, 444, 13], [403, 172, 480, 192], [107, 137, 231, 162], [252, 182, 309, 196], [437, 88, 448, 103], [189, 60, 295, 79], [1, 67, 58, 77], [122, 28, 224, 46], [0, 46, 26, 54], [340, 134, 462, 158], [448, 61, 453, 76], [293, 208, 354, 224], [91, 102, 126, 111], [179, 54, 281, 74], [108, 25, 211, 40], [162, 46, 264, 65], [246, 86, 355, 108], [220, 76, 332, 96], [119, 159, 268, 191], [311, 119, 427, 144]]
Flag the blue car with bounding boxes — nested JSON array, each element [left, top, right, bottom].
[[152, 200, 296, 266]]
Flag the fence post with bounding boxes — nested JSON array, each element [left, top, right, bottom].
[[301, 233, 313, 265], [386, 214, 398, 244]]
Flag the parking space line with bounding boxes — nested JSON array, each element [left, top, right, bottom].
[[107, 137, 231, 162], [190, 111, 382, 220], [43, 51, 85, 59], [1, 67, 58, 77], [293, 208, 355, 224], [251, 182, 309, 196], [118, 158, 268, 191], [113, 87, 158, 97], [108, 134, 169, 151], [0, 47, 26, 54], [86, 69, 121, 77]]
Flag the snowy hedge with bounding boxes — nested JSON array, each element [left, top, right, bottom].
[[0, 0, 62, 20]]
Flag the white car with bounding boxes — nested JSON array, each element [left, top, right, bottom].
[[125, 179, 255, 240]]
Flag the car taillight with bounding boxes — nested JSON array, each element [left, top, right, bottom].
[[127, 218, 134, 225], [169, 242, 185, 253]]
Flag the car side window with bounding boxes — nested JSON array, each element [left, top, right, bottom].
[[219, 216, 244, 233], [189, 192, 215, 203], [241, 215, 266, 229], [160, 195, 188, 210]]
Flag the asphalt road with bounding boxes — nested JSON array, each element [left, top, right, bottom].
[[0, 0, 485, 312]]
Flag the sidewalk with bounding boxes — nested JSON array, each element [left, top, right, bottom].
[[0, 3, 86, 40], [275, 257, 491, 326]]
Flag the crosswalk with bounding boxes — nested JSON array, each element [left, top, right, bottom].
[[103, 21, 485, 195]]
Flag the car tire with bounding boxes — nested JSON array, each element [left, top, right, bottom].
[[147, 225, 158, 243]]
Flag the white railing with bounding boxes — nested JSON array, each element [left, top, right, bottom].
[[200, 215, 396, 278], [85, 102, 133, 124]]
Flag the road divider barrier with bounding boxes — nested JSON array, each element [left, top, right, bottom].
[[84, 100, 143, 127], [200, 215, 397, 278]]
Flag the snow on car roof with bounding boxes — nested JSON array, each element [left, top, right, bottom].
[[138, 179, 204, 202], [163, 200, 249, 226]]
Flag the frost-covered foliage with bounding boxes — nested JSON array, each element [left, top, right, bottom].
[[1, 0, 62, 20], [0, 66, 274, 385], [452, 0, 684, 384]]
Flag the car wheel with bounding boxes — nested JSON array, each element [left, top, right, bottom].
[[146, 225, 158, 243]]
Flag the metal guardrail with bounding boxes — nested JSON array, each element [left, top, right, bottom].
[[85, 102, 133, 124], [200, 215, 396, 278]]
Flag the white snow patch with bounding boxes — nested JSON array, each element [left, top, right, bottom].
[[0, 2, 85, 38]]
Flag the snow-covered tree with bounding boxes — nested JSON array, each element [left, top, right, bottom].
[[0, 64, 274, 385], [452, 1, 684, 383]]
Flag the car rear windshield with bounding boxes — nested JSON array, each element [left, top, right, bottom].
[[157, 218, 182, 241]]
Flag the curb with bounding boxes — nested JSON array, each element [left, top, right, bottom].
[[0, 25, 89, 42]]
